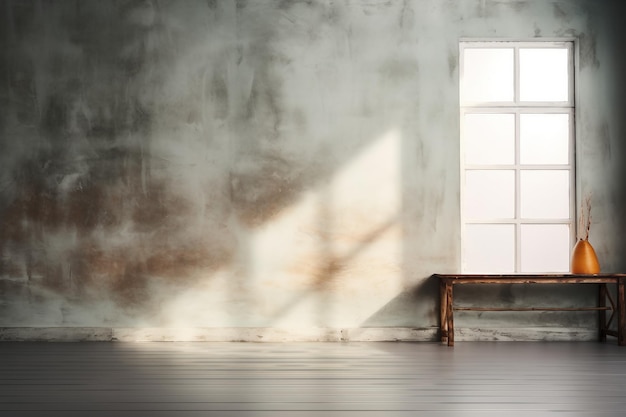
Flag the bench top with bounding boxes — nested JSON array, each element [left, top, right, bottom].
[[434, 273, 626, 284]]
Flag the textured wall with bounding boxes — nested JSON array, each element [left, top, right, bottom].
[[0, 0, 624, 335]]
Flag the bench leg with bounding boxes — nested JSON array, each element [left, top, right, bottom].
[[599, 283, 607, 342], [619, 278, 625, 346], [440, 280, 448, 344], [446, 283, 454, 347]]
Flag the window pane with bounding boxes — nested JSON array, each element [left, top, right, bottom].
[[520, 114, 570, 164], [462, 48, 514, 103], [465, 170, 515, 219], [520, 170, 570, 219], [521, 224, 570, 272], [520, 48, 569, 102], [464, 114, 515, 164], [464, 224, 515, 273]]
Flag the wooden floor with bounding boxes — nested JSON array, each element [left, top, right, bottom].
[[1, 341, 626, 417]]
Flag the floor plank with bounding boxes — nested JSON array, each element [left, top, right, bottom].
[[1, 341, 625, 416]]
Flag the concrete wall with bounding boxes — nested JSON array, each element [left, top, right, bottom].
[[1, 0, 625, 340]]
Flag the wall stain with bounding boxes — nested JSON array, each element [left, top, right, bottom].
[[378, 59, 419, 82], [399, 0, 415, 29], [496, 0, 528, 12], [1, 175, 236, 307], [447, 48, 457, 79], [241, 52, 285, 137], [578, 30, 600, 69], [209, 69, 229, 121], [475, 0, 528, 18], [553, 3, 568, 20]]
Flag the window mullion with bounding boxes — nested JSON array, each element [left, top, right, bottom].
[[514, 45, 520, 104], [515, 111, 522, 272], [570, 108, 577, 246]]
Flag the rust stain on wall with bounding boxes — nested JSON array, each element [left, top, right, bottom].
[[0, 170, 234, 307]]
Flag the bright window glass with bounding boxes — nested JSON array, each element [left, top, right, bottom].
[[464, 114, 515, 165], [520, 48, 569, 102], [520, 170, 570, 219], [520, 114, 570, 165], [462, 48, 514, 103], [521, 224, 571, 272], [465, 170, 515, 219], [464, 224, 516, 273]]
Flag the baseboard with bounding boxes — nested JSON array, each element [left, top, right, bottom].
[[0, 326, 601, 342], [0, 327, 114, 342], [0, 327, 439, 342]]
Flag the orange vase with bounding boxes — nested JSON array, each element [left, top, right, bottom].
[[571, 239, 600, 274]]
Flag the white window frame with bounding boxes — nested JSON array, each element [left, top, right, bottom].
[[460, 40, 576, 273]]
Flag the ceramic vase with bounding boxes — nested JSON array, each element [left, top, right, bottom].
[[571, 239, 600, 274]]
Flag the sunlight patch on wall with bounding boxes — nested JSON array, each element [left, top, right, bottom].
[[247, 129, 403, 328]]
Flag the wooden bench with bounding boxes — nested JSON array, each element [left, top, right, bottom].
[[434, 274, 626, 346]]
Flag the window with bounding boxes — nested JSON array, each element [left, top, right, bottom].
[[460, 41, 575, 273]]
